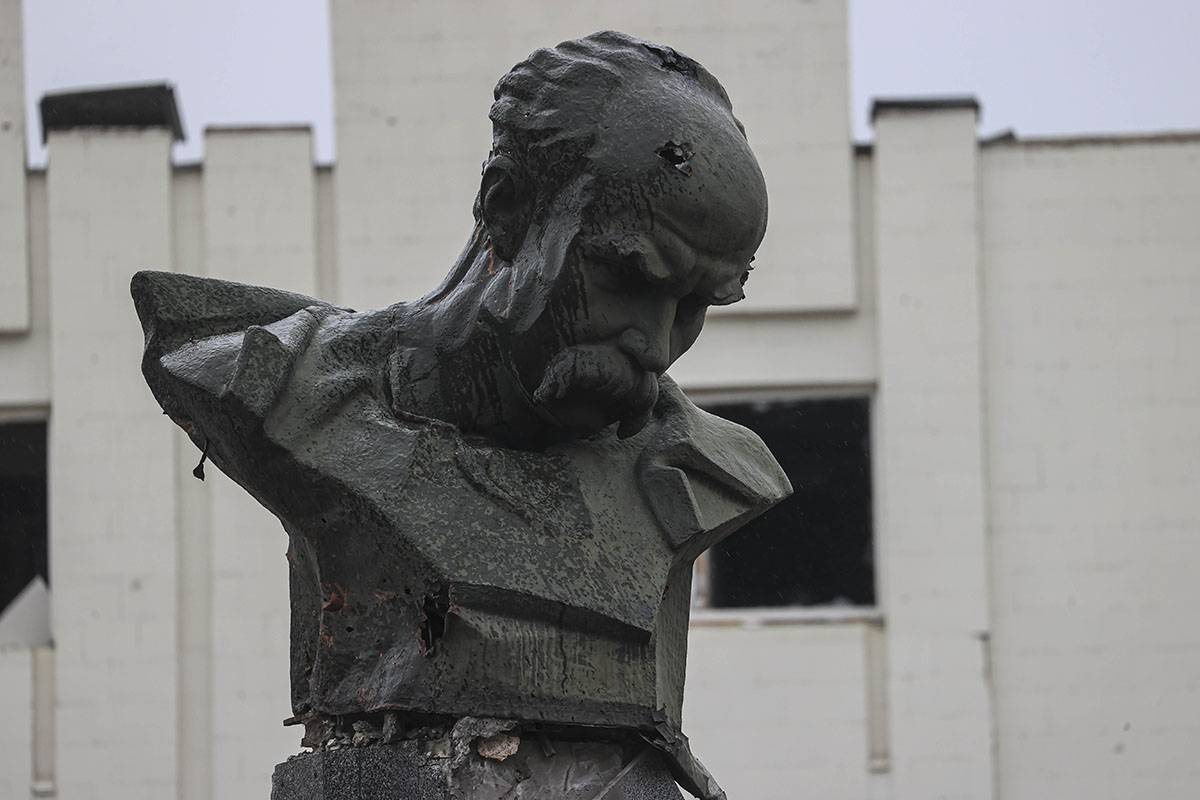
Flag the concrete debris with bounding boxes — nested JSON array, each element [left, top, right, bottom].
[[476, 733, 520, 761], [427, 737, 451, 759]]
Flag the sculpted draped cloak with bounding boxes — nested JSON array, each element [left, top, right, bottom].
[[131, 269, 790, 753]]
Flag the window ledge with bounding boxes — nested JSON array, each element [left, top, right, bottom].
[[689, 606, 883, 628]]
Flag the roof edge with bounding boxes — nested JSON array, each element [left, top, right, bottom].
[[982, 128, 1200, 149], [870, 96, 981, 124], [204, 123, 313, 136], [40, 82, 184, 143]]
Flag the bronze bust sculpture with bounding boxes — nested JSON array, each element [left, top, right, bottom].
[[133, 31, 790, 800]]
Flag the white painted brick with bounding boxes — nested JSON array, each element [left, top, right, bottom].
[[0, 647, 32, 798], [204, 127, 318, 290], [172, 166, 211, 797], [873, 107, 994, 800], [983, 138, 1200, 800], [0, 170, 49, 406], [0, 0, 28, 332], [203, 127, 317, 798], [685, 624, 870, 800], [47, 128, 178, 800]]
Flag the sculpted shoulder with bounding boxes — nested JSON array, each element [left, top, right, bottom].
[[130, 271, 397, 488], [637, 377, 793, 555], [131, 270, 336, 418]]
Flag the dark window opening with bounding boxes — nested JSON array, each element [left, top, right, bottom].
[[702, 397, 873, 609], [0, 421, 48, 614]]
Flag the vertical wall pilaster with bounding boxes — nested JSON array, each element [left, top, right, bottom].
[[203, 126, 317, 797], [0, 0, 29, 331], [872, 99, 994, 800], [170, 163, 212, 800], [47, 127, 178, 799], [0, 647, 33, 797]]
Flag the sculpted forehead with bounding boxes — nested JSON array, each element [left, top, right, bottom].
[[585, 76, 768, 259]]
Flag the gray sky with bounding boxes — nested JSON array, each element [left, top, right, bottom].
[[21, 0, 1200, 166]]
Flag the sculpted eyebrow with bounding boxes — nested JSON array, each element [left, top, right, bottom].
[[584, 236, 678, 284]]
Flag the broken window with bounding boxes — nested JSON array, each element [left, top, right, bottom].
[[696, 397, 874, 609], [0, 421, 48, 617]]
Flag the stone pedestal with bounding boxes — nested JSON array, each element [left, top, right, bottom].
[[271, 737, 684, 800]]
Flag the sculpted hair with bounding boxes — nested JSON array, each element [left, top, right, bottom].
[[428, 32, 745, 329], [483, 30, 744, 210]]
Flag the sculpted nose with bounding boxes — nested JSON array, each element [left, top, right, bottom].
[[618, 327, 671, 373]]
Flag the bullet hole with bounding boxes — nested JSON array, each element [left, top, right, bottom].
[[344, 626, 354, 633], [657, 141, 694, 176], [418, 586, 450, 656]]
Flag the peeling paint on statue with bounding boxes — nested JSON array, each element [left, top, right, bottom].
[[132, 31, 790, 800]]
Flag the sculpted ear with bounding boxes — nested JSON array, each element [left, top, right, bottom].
[[478, 155, 532, 261]]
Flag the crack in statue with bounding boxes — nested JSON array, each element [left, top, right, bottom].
[[133, 31, 791, 800]]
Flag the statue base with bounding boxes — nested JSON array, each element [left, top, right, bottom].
[[270, 736, 684, 800]]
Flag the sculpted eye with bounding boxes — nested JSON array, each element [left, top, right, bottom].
[[584, 245, 648, 290]]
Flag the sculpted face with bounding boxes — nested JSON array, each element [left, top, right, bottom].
[[500, 77, 768, 440]]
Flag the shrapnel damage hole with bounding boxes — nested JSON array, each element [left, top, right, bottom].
[[418, 585, 451, 656], [657, 141, 694, 176]]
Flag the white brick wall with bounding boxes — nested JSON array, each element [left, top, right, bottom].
[[0, 647, 32, 798], [0, 170, 49, 407], [203, 127, 317, 799], [0, 0, 29, 333], [982, 137, 1200, 800], [47, 129, 179, 799], [171, 165, 212, 800], [331, 0, 856, 314], [872, 106, 995, 800], [685, 622, 872, 800]]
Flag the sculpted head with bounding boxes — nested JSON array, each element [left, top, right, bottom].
[[429, 31, 767, 443]]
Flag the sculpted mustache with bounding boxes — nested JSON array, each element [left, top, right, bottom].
[[532, 345, 659, 411]]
